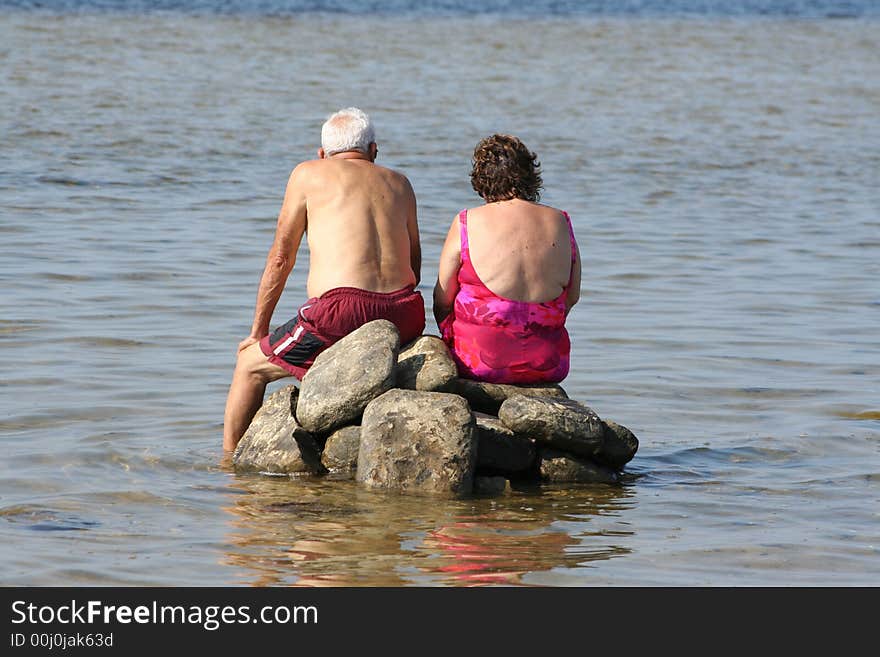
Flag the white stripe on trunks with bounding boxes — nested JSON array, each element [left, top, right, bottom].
[[272, 325, 304, 355]]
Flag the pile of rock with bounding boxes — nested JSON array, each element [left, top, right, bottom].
[[233, 320, 638, 497]]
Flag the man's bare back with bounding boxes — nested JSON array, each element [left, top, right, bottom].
[[245, 146, 421, 352], [292, 154, 420, 298]]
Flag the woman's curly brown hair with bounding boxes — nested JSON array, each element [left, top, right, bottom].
[[470, 134, 543, 203]]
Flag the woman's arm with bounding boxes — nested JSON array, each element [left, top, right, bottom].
[[432, 214, 462, 326], [565, 239, 582, 315]]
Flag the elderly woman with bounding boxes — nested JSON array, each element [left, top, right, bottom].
[[433, 134, 581, 384]]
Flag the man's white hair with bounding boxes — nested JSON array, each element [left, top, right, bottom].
[[321, 107, 375, 156]]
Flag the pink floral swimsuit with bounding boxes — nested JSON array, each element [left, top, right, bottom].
[[440, 209, 577, 384]]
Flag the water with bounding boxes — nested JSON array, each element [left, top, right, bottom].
[[1, 1, 878, 586]]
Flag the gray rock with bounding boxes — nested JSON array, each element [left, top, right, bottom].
[[537, 448, 619, 484], [357, 389, 477, 496], [454, 379, 568, 415], [596, 420, 639, 469], [498, 395, 605, 459], [473, 476, 509, 495], [395, 335, 457, 392], [233, 385, 326, 474], [321, 425, 361, 472], [475, 414, 536, 475], [296, 320, 400, 434]]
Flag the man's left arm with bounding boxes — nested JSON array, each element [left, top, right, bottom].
[[405, 179, 421, 286], [238, 166, 308, 352]]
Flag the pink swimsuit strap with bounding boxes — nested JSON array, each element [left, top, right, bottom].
[[458, 209, 470, 252], [459, 208, 577, 297]]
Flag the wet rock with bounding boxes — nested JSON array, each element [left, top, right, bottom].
[[234, 385, 318, 474], [475, 414, 536, 475], [296, 320, 400, 434], [596, 420, 639, 469], [321, 425, 361, 473], [357, 389, 477, 496], [395, 335, 457, 392], [455, 379, 568, 415], [498, 395, 606, 460], [292, 431, 329, 475], [473, 475, 509, 495], [537, 448, 619, 484]]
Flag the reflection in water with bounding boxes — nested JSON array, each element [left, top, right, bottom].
[[221, 474, 636, 587]]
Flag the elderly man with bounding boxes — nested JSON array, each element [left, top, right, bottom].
[[223, 107, 424, 451]]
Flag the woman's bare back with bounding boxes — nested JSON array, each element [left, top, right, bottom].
[[465, 199, 572, 303]]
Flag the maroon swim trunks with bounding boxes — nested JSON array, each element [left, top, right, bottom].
[[259, 285, 426, 379]]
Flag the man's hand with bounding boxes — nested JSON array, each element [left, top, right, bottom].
[[237, 336, 260, 353]]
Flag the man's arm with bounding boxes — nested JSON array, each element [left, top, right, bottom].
[[432, 214, 462, 326], [239, 166, 308, 351], [404, 178, 421, 286]]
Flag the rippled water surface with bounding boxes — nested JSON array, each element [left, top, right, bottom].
[[1, 3, 878, 586]]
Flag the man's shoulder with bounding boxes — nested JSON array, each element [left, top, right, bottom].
[[286, 159, 334, 189], [378, 163, 409, 179], [290, 159, 322, 177], [290, 159, 412, 194], [373, 163, 413, 189]]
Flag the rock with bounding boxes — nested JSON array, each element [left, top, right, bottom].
[[321, 425, 361, 472], [475, 414, 536, 475], [395, 335, 457, 392], [473, 476, 509, 495], [596, 420, 639, 469], [537, 448, 619, 484], [498, 395, 605, 460], [233, 385, 326, 474], [357, 389, 477, 496], [454, 379, 568, 415], [296, 320, 400, 434]]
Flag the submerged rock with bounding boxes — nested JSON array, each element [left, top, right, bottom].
[[233, 385, 319, 474], [296, 320, 400, 434], [596, 420, 640, 469], [473, 475, 509, 495], [474, 414, 537, 475], [498, 395, 605, 460], [357, 388, 477, 496], [321, 425, 361, 473], [395, 335, 458, 393], [537, 448, 619, 484], [455, 379, 568, 415]]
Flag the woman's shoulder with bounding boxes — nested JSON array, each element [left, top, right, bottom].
[[534, 202, 568, 216], [478, 199, 566, 213], [466, 202, 569, 226], [535, 204, 570, 224]]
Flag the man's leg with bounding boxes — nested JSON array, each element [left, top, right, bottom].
[[223, 341, 291, 452]]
